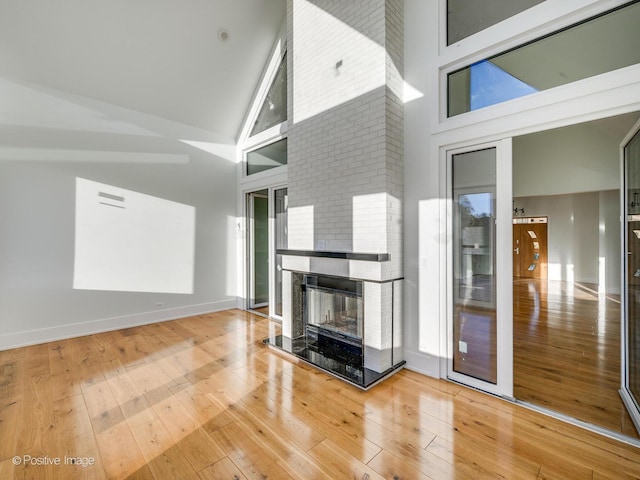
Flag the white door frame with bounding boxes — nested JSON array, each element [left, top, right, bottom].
[[620, 117, 640, 434], [446, 138, 514, 399], [247, 190, 269, 309], [243, 183, 287, 318]]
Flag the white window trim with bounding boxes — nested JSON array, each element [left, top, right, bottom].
[[439, 0, 627, 58], [237, 21, 287, 146], [436, 0, 636, 125]]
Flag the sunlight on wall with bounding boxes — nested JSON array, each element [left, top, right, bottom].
[[287, 205, 314, 250], [227, 216, 238, 297], [403, 80, 424, 103], [353, 193, 387, 253], [418, 198, 443, 357], [548, 263, 562, 280], [566, 263, 575, 284], [179, 140, 236, 162], [599, 256, 606, 294], [73, 178, 195, 294], [292, 0, 386, 123]]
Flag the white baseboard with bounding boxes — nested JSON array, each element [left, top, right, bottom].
[[0, 299, 238, 351]]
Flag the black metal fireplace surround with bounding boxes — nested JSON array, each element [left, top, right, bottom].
[[265, 271, 404, 389]]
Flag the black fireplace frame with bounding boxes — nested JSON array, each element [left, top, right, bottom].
[[302, 274, 364, 363]]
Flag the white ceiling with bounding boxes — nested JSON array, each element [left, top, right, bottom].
[[0, 0, 286, 140]]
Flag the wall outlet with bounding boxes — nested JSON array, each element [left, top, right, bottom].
[[459, 340, 468, 354]]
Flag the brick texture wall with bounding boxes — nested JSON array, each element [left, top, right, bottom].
[[286, 0, 404, 278]]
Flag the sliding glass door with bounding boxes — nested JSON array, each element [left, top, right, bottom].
[[248, 191, 269, 309], [246, 186, 288, 318]]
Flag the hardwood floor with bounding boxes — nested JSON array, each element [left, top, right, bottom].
[[513, 278, 640, 439], [2, 309, 640, 479]]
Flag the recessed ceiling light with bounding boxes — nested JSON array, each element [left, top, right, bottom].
[[218, 29, 229, 41]]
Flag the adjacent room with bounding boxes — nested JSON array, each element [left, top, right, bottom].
[[512, 112, 640, 438]]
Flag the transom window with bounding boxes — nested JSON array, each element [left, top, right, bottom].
[[250, 53, 287, 137], [447, 0, 544, 45], [246, 138, 287, 176], [448, 1, 640, 117]]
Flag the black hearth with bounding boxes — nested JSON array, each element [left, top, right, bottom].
[[264, 271, 404, 389]]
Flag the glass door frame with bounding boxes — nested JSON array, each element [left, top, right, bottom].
[[244, 183, 288, 319], [446, 139, 514, 398], [620, 117, 640, 433]]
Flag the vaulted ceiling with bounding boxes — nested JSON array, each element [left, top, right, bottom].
[[0, 0, 286, 141]]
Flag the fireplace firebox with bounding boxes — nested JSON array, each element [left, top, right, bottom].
[[304, 275, 363, 356]]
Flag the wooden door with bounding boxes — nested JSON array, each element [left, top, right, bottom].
[[513, 220, 548, 279]]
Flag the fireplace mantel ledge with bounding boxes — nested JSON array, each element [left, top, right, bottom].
[[276, 249, 389, 262]]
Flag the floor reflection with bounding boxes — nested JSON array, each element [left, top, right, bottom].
[[513, 278, 639, 438]]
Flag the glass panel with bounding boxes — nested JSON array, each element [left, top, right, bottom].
[[252, 194, 269, 305], [274, 188, 288, 316], [250, 53, 287, 137], [626, 129, 640, 408], [452, 148, 497, 384], [307, 287, 363, 339], [447, 0, 545, 45], [448, 1, 640, 116], [246, 138, 287, 176]]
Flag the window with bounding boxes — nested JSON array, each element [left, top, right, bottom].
[[448, 1, 640, 117], [246, 138, 287, 176], [250, 53, 287, 137], [447, 0, 544, 45]]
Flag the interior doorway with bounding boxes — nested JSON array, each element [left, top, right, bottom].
[[247, 190, 269, 313], [512, 112, 640, 439], [245, 186, 288, 318], [513, 218, 547, 279]]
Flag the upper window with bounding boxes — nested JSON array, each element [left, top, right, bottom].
[[447, 0, 544, 45], [246, 138, 287, 176], [448, 1, 640, 117], [250, 53, 287, 137]]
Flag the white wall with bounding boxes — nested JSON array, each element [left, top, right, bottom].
[[513, 120, 622, 197], [403, 0, 440, 376], [0, 78, 238, 350]]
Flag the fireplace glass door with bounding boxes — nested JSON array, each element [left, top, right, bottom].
[[304, 275, 363, 344]]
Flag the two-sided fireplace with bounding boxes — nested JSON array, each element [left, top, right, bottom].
[[265, 251, 405, 389]]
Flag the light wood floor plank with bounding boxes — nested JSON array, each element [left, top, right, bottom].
[[308, 439, 385, 480], [2, 308, 640, 480]]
